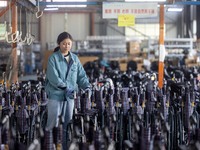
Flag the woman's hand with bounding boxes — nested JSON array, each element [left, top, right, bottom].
[[66, 88, 74, 99]]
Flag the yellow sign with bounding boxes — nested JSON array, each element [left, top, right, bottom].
[[118, 14, 135, 27]]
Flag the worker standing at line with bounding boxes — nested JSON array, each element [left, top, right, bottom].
[[45, 31, 91, 149]]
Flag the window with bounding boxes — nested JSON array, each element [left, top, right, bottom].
[[0, 1, 7, 7], [125, 24, 164, 40]]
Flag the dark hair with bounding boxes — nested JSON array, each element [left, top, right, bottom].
[[54, 46, 60, 52], [57, 32, 73, 45]]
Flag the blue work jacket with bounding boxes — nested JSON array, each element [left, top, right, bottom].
[[45, 50, 90, 101]]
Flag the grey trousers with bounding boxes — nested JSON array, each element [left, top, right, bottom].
[[46, 99, 74, 150]]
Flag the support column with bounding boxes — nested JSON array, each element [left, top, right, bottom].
[[89, 12, 95, 36], [100, 20, 108, 35], [184, 5, 191, 38], [9, 4, 18, 84], [196, 5, 200, 50], [158, 4, 165, 89]]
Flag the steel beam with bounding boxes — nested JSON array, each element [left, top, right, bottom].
[[0, 0, 16, 17], [16, 0, 37, 12], [174, 1, 200, 5]]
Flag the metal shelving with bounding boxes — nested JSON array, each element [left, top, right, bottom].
[[150, 38, 193, 58], [165, 38, 193, 50], [86, 36, 127, 60]]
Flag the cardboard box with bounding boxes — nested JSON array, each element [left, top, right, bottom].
[[127, 41, 140, 54], [120, 63, 127, 71], [79, 56, 99, 65], [185, 58, 196, 65], [186, 63, 199, 67]]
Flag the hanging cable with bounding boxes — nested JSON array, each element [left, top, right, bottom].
[[36, 0, 43, 18], [5, 0, 13, 43], [5, 0, 19, 43], [18, 6, 26, 43]]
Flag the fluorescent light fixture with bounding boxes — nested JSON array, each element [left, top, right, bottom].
[[46, 0, 87, 7], [157, 5, 166, 7], [46, 5, 86, 8], [44, 8, 59, 11], [125, 0, 166, 2], [0, 1, 7, 7], [49, 0, 85, 1], [167, 7, 183, 12]]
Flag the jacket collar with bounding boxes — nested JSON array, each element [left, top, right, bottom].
[[57, 50, 75, 62]]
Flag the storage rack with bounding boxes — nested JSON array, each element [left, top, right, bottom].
[[164, 38, 193, 58], [86, 36, 127, 60]]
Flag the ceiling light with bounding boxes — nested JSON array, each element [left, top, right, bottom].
[[125, 0, 166, 2], [46, 0, 87, 7], [50, 0, 85, 1], [44, 8, 59, 11], [167, 7, 183, 12], [46, 5, 86, 8]]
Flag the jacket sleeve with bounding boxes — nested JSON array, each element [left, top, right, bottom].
[[46, 56, 67, 89], [76, 58, 91, 90]]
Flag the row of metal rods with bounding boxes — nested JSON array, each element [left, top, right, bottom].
[[0, 74, 51, 150], [1, 66, 200, 150], [67, 67, 200, 150]]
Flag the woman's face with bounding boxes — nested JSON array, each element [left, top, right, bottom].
[[59, 38, 72, 53]]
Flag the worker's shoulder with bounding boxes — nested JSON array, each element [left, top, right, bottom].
[[70, 52, 83, 64], [70, 51, 77, 56], [70, 52, 79, 59], [48, 51, 61, 60]]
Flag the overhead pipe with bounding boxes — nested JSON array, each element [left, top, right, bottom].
[[174, 1, 200, 5], [39, 1, 200, 7]]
